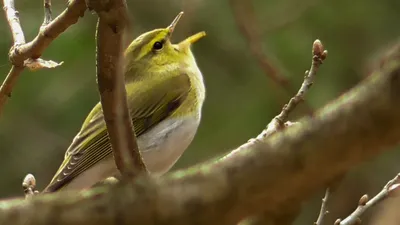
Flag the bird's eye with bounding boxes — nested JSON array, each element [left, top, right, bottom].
[[153, 41, 163, 50]]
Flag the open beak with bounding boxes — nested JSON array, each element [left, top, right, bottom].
[[168, 11, 184, 36], [178, 31, 206, 49], [168, 11, 206, 49], [183, 31, 206, 45]]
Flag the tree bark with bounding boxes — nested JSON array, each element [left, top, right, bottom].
[[0, 44, 399, 225]]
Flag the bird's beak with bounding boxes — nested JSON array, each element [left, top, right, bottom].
[[168, 11, 206, 50], [177, 31, 206, 51], [181, 31, 206, 45], [168, 11, 184, 36]]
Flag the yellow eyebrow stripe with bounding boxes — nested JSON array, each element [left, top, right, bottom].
[[136, 30, 169, 60]]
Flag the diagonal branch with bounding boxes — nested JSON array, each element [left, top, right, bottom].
[[229, 0, 292, 93], [0, 0, 86, 116], [8, 0, 86, 62], [0, 38, 400, 225], [240, 39, 327, 225], [262, 1, 317, 34], [276, 40, 327, 122], [258, 39, 327, 138], [90, 0, 147, 177], [336, 174, 400, 225], [0, 66, 24, 102]]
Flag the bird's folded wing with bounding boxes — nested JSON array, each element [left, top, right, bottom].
[[44, 74, 191, 192]]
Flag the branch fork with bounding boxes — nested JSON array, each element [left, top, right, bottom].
[[0, 0, 86, 116]]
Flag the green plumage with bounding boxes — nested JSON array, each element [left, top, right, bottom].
[[43, 12, 206, 192], [45, 74, 191, 192]]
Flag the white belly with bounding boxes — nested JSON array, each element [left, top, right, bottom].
[[63, 116, 200, 190], [139, 116, 200, 174]]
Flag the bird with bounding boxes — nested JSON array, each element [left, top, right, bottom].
[[43, 12, 206, 192]]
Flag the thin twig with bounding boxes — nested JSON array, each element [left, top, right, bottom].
[[92, 0, 147, 177], [0, 66, 24, 102], [229, 0, 292, 93], [42, 0, 52, 26], [262, 1, 317, 34], [3, 0, 25, 45], [277, 39, 327, 122], [335, 174, 400, 225], [8, 0, 86, 61], [0, 0, 86, 116], [239, 40, 327, 225], [315, 188, 330, 225], [1, 0, 26, 106], [258, 39, 327, 138]]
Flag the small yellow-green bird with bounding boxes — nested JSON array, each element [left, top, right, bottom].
[[43, 12, 206, 192]]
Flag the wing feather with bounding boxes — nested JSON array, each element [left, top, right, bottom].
[[44, 74, 191, 192]]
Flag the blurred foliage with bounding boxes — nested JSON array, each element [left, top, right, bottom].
[[0, 0, 400, 224]]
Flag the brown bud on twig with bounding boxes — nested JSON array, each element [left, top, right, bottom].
[[321, 50, 328, 60], [22, 174, 36, 189], [358, 194, 369, 206], [312, 39, 324, 57], [22, 173, 39, 198]]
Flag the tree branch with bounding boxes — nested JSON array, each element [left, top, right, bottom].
[[3, 0, 25, 45], [91, 0, 147, 177], [0, 0, 86, 116], [239, 200, 302, 225], [315, 188, 330, 225], [229, 0, 292, 93], [229, 0, 315, 116], [42, 0, 52, 26], [276, 40, 327, 123], [240, 39, 327, 225], [0, 40, 400, 225], [258, 39, 327, 138], [335, 174, 400, 225], [1, 0, 26, 116], [262, 1, 316, 34]]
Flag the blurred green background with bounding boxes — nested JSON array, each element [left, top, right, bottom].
[[1, 0, 400, 224]]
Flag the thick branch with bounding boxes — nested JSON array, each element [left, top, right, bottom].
[[0, 43, 400, 225], [239, 200, 302, 225], [93, 0, 146, 176]]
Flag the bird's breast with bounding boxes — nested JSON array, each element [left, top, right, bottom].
[[138, 115, 200, 174]]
